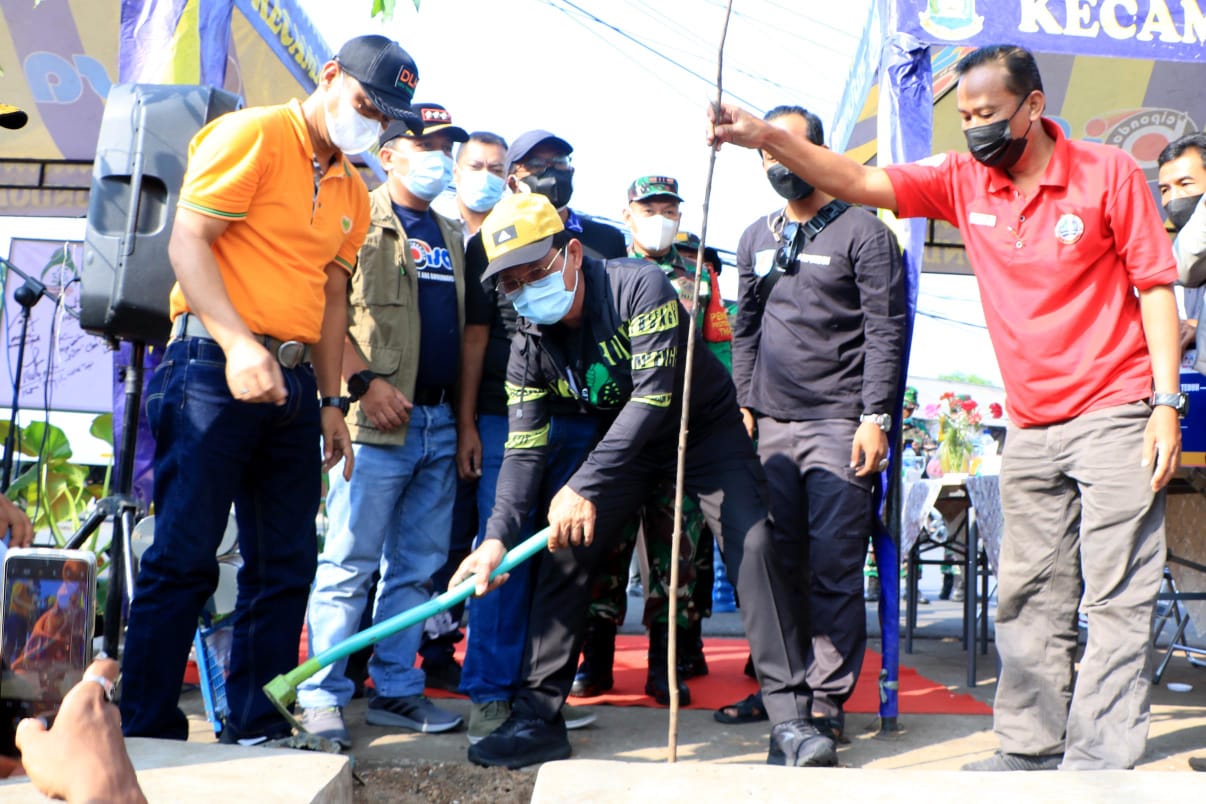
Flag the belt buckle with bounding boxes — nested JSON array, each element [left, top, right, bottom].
[[276, 340, 306, 369]]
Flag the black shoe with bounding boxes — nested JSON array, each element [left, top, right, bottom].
[[645, 623, 691, 707], [812, 715, 849, 745], [571, 618, 616, 697], [961, 751, 1062, 771], [939, 573, 955, 601], [766, 718, 837, 767], [466, 711, 571, 769]]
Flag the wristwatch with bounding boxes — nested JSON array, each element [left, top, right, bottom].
[[320, 396, 350, 415], [1151, 392, 1189, 417], [347, 370, 378, 402], [860, 412, 892, 432]]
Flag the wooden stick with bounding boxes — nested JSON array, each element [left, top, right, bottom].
[[667, 0, 734, 764]]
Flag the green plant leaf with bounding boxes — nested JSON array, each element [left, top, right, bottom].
[[371, 0, 396, 18], [89, 413, 114, 446], [0, 421, 39, 457], [22, 421, 72, 461]]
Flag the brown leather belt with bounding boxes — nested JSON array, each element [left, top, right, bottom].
[[170, 314, 312, 369]]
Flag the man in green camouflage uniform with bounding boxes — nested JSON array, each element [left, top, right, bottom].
[[572, 177, 729, 705]]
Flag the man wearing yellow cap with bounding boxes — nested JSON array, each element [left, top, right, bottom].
[[451, 193, 834, 770]]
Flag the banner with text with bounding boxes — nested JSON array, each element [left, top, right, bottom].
[[894, 0, 1206, 63]]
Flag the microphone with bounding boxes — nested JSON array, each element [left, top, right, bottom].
[[0, 256, 61, 307]]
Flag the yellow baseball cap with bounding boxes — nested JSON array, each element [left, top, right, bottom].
[[480, 193, 565, 280]]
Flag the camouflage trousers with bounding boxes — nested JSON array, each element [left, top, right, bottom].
[[587, 484, 713, 628]]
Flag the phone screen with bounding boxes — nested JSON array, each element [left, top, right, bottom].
[[1, 553, 94, 703]]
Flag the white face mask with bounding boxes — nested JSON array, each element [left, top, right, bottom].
[[632, 214, 680, 254], [326, 76, 380, 155]]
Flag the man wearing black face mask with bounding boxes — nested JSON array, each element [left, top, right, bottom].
[[725, 105, 905, 746], [708, 44, 1181, 772], [1157, 133, 1206, 376]]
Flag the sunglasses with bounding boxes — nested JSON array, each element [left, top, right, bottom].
[[774, 221, 803, 273]]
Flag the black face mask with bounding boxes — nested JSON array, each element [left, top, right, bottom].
[[1165, 194, 1203, 231], [767, 164, 814, 201], [964, 96, 1032, 169], [521, 168, 574, 209]]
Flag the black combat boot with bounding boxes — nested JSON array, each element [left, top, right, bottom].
[[571, 618, 616, 697], [645, 622, 691, 706], [677, 619, 708, 679]]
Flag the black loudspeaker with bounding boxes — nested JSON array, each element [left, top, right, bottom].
[[81, 83, 242, 344]]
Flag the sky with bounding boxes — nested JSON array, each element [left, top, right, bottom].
[[298, 0, 1003, 389]]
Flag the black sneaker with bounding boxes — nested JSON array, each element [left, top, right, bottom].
[[467, 710, 571, 769], [961, 751, 1062, 771], [766, 718, 838, 767]]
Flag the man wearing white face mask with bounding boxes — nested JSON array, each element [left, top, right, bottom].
[[298, 103, 493, 748], [120, 35, 421, 746]]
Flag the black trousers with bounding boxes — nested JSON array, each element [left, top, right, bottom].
[[513, 411, 811, 725]]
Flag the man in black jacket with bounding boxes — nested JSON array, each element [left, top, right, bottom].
[[731, 105, 906, 744], [451, 193, 833, 770]]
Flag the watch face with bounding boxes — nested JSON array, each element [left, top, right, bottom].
[[348, 372, 371, 399]]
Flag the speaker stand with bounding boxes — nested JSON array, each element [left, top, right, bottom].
[[66, 341, 146, 659]]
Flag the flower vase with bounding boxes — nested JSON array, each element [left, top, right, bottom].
[[939, 435, 971, 474]]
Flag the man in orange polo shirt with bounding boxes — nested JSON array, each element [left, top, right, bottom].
[[119, 35, 422, 745], [707, 44, 1181, 771]]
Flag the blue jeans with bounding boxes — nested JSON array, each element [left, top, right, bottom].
[[460, 413, 596, 703], [120, 337, 321, 740], [299, 403, 457, 708]]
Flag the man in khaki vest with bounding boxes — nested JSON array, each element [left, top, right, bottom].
[[298, 103, 492, 749]]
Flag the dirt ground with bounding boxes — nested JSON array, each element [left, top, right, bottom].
[[351, 762, 536, 804]]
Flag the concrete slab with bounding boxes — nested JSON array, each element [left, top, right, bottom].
[[0, 737, 351, 803], [532, 759, 1206, 803]]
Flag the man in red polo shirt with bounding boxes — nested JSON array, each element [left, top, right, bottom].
[[706, 44, 1181, 771]]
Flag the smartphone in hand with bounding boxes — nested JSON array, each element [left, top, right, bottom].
[[0, 549, 97, 756]]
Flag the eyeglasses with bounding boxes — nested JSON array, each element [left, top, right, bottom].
[[774, 221, 802, 272], [498, 248, 564, 297], [518, 155, 573, 174]]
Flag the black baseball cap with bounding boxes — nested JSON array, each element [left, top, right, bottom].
[[334, 35, 420, 123], [505, 129, 573, 175], [379, 102, 469, 148]]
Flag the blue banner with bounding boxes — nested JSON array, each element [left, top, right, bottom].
[[893, 0, 1206, 63]]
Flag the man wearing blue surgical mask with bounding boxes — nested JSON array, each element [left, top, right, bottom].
[[447, 132, 509, 239], [298, 103, 494, 748]]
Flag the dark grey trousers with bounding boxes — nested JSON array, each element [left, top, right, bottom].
[[994, 402, 1165, 770], [756, 417, 873, 719], [514, 410, 811, 726]]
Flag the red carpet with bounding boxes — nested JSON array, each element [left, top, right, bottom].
[[186, 632, 990, 716], [429, 634, 992, 716]]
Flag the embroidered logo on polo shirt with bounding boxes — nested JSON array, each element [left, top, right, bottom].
[[1054, 213, 1084, 245], [341, 216, 352, 234]]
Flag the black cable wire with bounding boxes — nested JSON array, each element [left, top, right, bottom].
[[543, 0, 765, 112]]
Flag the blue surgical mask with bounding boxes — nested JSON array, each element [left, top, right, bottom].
[[512, 248, 577, 325], [458, 170, 506, 213], [401, 150, 453, 201]]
